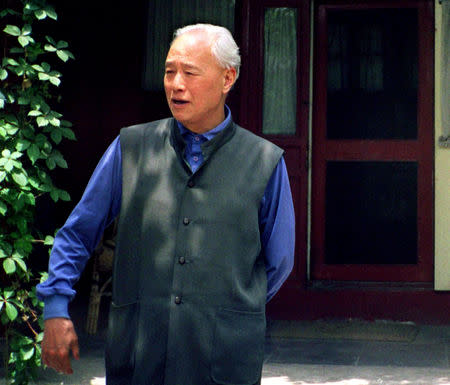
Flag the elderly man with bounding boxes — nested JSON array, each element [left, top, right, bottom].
[[37, 24, 295, 385]]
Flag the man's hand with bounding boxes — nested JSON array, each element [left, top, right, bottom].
[[41, 318, 80, 374]]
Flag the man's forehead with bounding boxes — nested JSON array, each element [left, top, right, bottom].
[[168, 32, 213, 56], [165, 35, 215, 67]]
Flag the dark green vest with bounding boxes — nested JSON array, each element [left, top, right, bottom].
[[105, 118, 283, 385]]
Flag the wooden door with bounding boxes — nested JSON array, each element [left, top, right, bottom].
[[237, 0, 311, 297], [311, 0, 434, 282]]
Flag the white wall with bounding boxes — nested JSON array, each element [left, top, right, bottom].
[[434, 0, 450, 290]]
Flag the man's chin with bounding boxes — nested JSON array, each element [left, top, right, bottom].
[[171, 112, 190, 126]]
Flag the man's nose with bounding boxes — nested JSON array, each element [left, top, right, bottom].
[[172, 73, 185, 90]]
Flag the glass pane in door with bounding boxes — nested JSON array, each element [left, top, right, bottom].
[[263, 8, 298, 135], [327, 9, 418, 139], [325, 161, 418, 265]]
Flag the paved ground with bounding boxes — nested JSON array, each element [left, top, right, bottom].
[[1, 318, 448, 385]]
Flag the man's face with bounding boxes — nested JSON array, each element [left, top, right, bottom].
[[164, 32, 236, 134]]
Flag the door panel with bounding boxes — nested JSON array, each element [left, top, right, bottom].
[[312, 0, 434, 282], [238, 0, 311, 286]]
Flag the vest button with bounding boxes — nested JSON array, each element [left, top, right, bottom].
[[174, 296, 182, 304], [183, 217, 190, 225], [178, 256, 186, 265], [187, 179, 195, 188]]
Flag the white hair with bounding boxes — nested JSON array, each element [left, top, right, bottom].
[[173, 23, 241, 81]]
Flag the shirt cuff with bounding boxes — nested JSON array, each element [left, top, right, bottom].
[[43, 294, 71, 320]]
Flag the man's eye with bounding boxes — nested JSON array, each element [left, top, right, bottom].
[[165, 70, 174, 75]]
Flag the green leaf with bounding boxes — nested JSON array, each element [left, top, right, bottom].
[[46, 158, 56, 170], [44, 44, 57, 52], [3, 258, 16, 274], [10, 47, 24, 54], [0, 201, 7, 216], [44, 236, 54, 246], [40, 184, 52, 192], [16, 139, 31, 151], [61, 126, 76, 140], [53, 152, 68, 168], [4, 159, 14, 172], [4, 123, 18, 135], [18, 35, 30, 47], [14, 238, 32, 255], [3, 57, 19, 66], [61, 120, 73, 127], [5, 302, 18, 321], [36, 332, 44, 343], [38, 169, 51, 183], [22, 24, 32, 35], [4, 25, 21, 37], [28, 110, 42, 117], [49, 76, 61, 86], [11, 66, 24, 76], [50, 129, 62, 144], [6, 92, 15, 104], [20, 346, 35, 361], [25, 3, 40, 12], [50, 189, 59, 202], [41, 62, 51, 72], [2, 149, 11, 158], [27, 144, 40, 164], [38, 72, 50, 81], [13, 257, 27, 272], [0, 243, 12, 259], [18, 96, 30, 105], [28, 176, 40, 188], [57, 50, 69, 62], [59, 190, 70, 201], [49, 117, 61, 127], [45, 6, 57, 20], [21, 127, 35, 139], [56, 42, 69, 51], [3, 290, 14, 299], [12, 172, 28, 186], [45, 35, 56, 45], [34, 9, 46, 19], [31, 64, 44, 72], [0, 8, 19, 17], [25, 192, 35, 205], [0, 68, 7, 81], [36, 116, 48, 127], [0, 171, 6, 183]]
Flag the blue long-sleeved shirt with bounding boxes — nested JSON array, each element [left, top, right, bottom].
[[37, 107, 295, 319]]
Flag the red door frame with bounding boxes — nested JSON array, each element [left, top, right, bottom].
[[311, 0, 434, 282]]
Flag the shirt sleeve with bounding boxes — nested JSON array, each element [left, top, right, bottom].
[[260, 156, 295, 302], [36, 136, 123, 319]]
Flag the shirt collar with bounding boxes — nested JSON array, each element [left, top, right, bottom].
[[177, 105, 232, 141]]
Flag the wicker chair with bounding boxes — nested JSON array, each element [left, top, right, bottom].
[[85, 221, 117, 335]]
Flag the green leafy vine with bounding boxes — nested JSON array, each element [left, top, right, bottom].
[[0, 0, 75, 383]]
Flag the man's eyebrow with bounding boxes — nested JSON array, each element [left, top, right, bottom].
[[183, 63, 201, 71], [165, 61, 201, 71]]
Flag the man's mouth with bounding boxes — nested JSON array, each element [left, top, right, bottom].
[[172, 99, 188, 105]]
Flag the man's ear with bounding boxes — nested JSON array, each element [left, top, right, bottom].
[[223, 67, 237, 94]]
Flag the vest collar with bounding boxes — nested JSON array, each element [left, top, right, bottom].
[[170, 118, 236, 173]]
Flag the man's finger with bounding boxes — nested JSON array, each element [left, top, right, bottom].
[[71, 339, 80, 360], [57, 348, 73, 374]]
